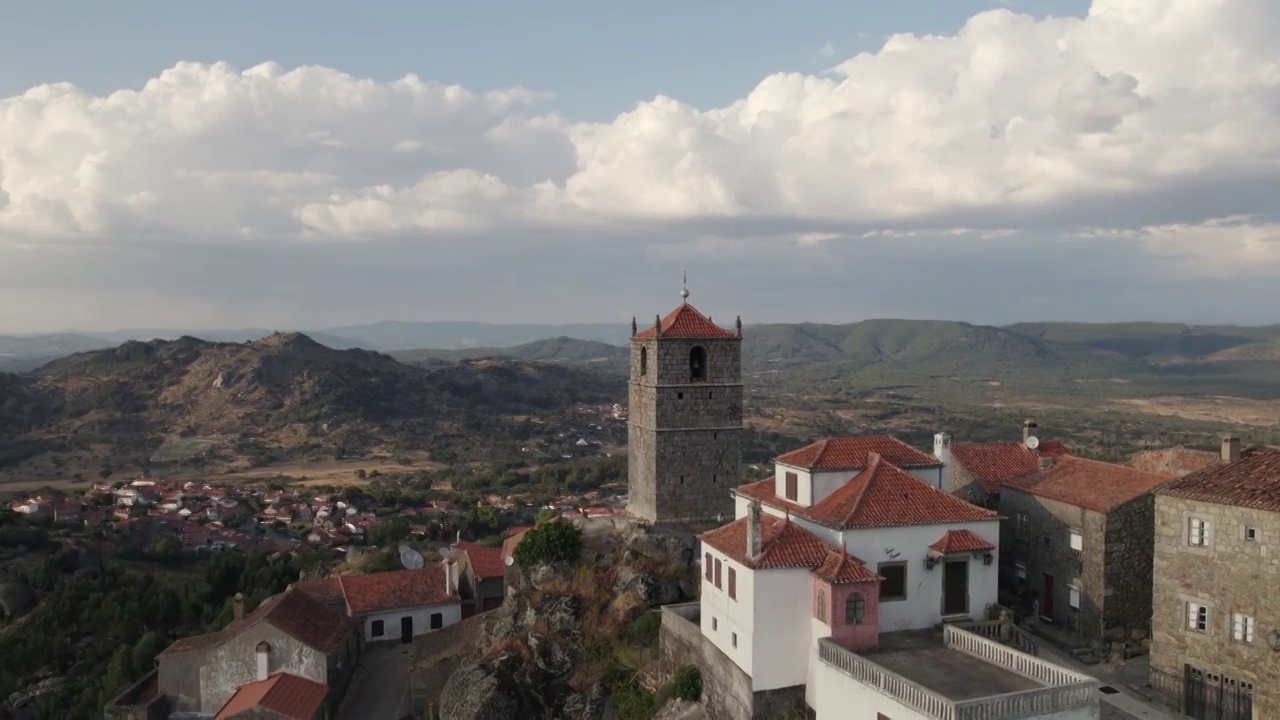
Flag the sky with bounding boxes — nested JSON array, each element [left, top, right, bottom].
[[2, 0, 1280, 333]]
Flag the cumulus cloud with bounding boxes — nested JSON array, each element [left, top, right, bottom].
[[3, 1, 1280, 246]]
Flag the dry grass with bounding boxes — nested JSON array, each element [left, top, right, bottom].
[[1106, 396, 1280, 426]]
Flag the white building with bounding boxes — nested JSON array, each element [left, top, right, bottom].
[[297, 561, 462, 643], [685, 435, 1101, 720]]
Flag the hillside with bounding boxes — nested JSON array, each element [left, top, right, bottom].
[[392, 337, 629, 367], [0, 333, 623, 479]]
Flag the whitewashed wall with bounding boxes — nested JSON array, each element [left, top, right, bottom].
[[749, 568, 813, 691], [361, 602, 462, 642], [701, 551, 755, 677]]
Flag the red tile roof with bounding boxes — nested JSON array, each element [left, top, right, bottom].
[[776, 436, 941, 471], [811, 548, 880, 584], [739, 454, 997, 529], [464, 546, 506, 579], [1006, 456, 1172, 513], [633, 303, 737, 339], [1157, 449, 1280, 512], [214, 672, 328, 720], [928, 529, 995, 554], [160, 588, 350, 656], [336, 565, 458, 615], [1129, 448, 1222, 478], [949, 440, 1072, 493], [700, 513, 831, 570]]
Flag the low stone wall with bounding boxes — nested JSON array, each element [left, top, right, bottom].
[[658, 603, 805, 720]]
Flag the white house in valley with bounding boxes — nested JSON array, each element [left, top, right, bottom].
[[297, 561, 462, 643], [664, 435, 1101, 720]]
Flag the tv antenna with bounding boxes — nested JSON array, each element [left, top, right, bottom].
[[399, 545, 425, 570]]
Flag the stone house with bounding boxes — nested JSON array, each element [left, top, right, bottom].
[[152, 588, 359, 717], [450, 542, 507, 618], [999, 456, 1171, 642], [933, 420, 1071, 508], [1149, 445, 1280, 720]]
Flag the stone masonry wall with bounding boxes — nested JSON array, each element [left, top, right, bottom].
[[946, 461, 995, 508], [628, 334, 742, 531], [1150, 495, 1280, 718], [1103, 494, 1156, 637], [998, 489, 1108, 641]]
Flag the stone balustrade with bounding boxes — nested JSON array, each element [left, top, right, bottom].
[[818, 639, 958, 720]]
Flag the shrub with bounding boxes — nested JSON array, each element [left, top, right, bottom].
[[673, 664, 702, 702], [609, 679, 656, 720], [628, 610, 661, 649], [513, 520, 582, 567]]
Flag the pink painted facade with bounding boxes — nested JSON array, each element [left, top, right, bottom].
[[812, 576, 880, 653]]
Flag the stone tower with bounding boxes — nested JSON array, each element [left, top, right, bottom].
[[627, 291, 742, 531]]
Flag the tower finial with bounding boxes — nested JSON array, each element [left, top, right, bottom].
[[680, 271, 689, 303], [631, 317, 637, 337]]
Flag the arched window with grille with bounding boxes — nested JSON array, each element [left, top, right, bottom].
[[816, 589, 826, 622], [689, 346, 707, 381], [846, 592, 866, 625]]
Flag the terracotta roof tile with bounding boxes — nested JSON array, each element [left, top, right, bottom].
[[776, 435, 941, 471], [928, 529, 995, 554], [949, 440, 1072, 493], [700, 513, 830, 570], [1157, 450, 1280, 512], [633, 303, 737, 339], [464, 546, 507, 579], [214, 672, 328, 720], [1006, 456, 1172, 513], [811, 548, 881, 584], [1128, 448, 1222, 478], [160, 588, 350, 657], [337, 565, 458, 615]]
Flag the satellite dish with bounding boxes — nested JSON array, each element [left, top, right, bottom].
[[504, 555, 515, 567], [398, 545, 425, 570], [1025, 436, 1040, 450], [437, 546, 452, 560]]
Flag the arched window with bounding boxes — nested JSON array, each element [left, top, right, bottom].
[[689, 346, 707, 381], [845, 593, 866, 625], [816, 589, 826, 622], [639, 347, 648, 376]]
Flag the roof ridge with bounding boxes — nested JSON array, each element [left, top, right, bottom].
[[840, 452, 881, 527]]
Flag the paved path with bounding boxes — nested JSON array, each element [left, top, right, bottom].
[[1027, 641, 1186, 720], [337, 642, 416, 720]]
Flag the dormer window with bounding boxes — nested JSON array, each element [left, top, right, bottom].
[[690, 346, 707, 381]]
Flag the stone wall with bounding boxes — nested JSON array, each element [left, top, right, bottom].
[[1150, 495, 1280, 718], [945, 460, 995, 509], [103, 670, 168, 720], [1103, 493, 1155, 637], [659, 603, 755, 720], [628, 332, 742, 531], [998, 489, 1108, 640]]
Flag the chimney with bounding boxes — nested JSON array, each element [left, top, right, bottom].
[[233, 592, 245, 621], [455, 529, 461, 545], [443, 560, 456, 596], [746, 500, 763, 560], [1023, 420, 1038, 443], [1222, 436, 1241, 463], [1038, 457, 1055, 470]]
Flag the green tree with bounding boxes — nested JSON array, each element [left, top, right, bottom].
[[513, 521, 582, 567]]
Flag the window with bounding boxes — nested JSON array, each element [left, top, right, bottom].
[[1068, 529, 1083, 552], [1041, 533, 1053, 551], [816, 589, 826, 622], [845, 593, 866, 625], [1188, 517, 1209, 547], [704, 552, 712, 581], [1015, 562, 1027, 581], [677, 391, 683, 400], [1244, 526, 1258, 541], [711, 616, 717, 631], [430, 612, 443, 630], [728, 568, 736, 600], [785, 472, 798, 501], [731, 632, 738, 648], [1232, 612, 1255, 642], [639, 347, 647, 376], [714, 559, 722, 589], [1186, 602, 1208, 632], [689, 346, 707, 381], [708, 391, 714, 399], [1068, 586, 1081, 610], [371, 620, 385, 637], [1015, 513, 1029, 541], [878, 562, 907, 601]]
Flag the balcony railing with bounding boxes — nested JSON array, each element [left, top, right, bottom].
[[817, 625, 1098, 720], [954, 619, 1039, 656]]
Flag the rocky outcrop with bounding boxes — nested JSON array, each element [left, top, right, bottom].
[[436, 524, 700, 720]]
